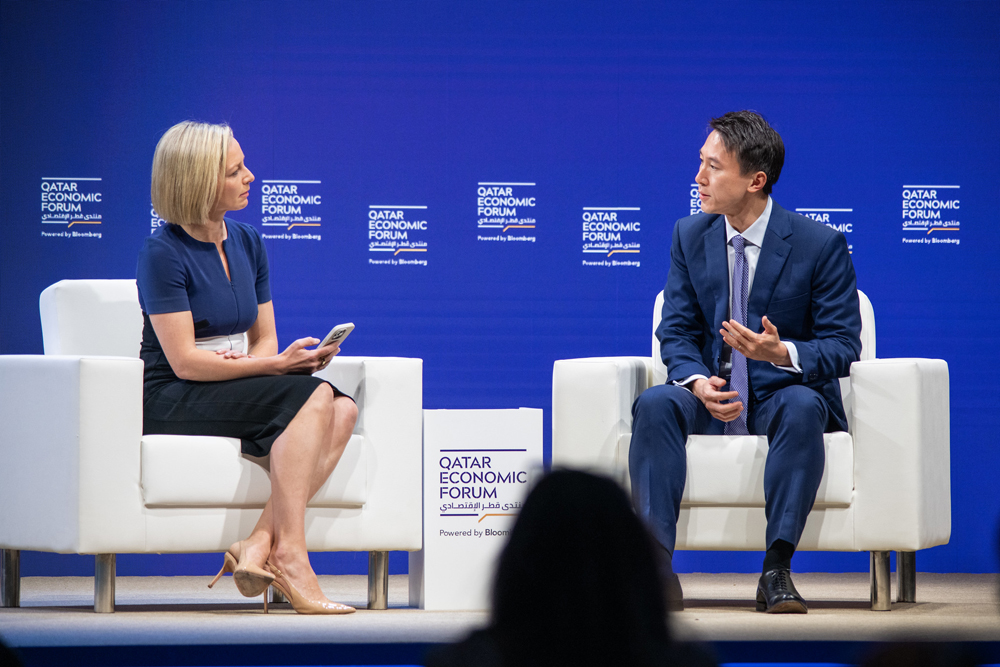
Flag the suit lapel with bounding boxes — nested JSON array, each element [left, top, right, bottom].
[[702, 216, 729, 362], [748, 203, 792, 331]]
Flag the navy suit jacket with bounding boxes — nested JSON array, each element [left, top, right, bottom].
[[655, 201, 862, 431]]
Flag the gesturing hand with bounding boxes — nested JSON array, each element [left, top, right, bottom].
[[720, 316, 791, 366], [690, 376, 743, 422]]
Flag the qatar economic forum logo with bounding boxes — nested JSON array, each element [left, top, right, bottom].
[[581, 206, 641, 267], [40, 177, 103, 238], [259, 179, 322, 241], [368, 204, 429, 267], [476, 182, 537, 243], [901, 184, 960, 246]]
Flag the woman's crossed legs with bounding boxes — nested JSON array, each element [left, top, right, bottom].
[[237, 384, 358, 603]]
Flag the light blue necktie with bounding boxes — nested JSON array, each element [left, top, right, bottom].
[[725, 234, 750, 436]]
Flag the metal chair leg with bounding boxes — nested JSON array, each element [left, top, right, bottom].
[[367, 551, 389, 610], [896, 550, 916, 603], [95, 554, 116, 613], [1, 549, 20, 608], [870, 550, 891, 611]]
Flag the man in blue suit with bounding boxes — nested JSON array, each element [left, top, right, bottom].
[[630, 111, 861, 613]]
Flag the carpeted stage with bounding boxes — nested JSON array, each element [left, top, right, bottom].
[[2, 573, 998, 665]]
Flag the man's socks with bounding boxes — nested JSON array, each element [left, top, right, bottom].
[[762, 538, 796, 573]]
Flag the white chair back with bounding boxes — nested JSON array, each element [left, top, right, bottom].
[[40, 279, 143, 358]]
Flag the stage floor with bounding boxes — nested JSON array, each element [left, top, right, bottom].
[[2, 573, 998, 664]]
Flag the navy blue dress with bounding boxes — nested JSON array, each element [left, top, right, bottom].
[[136, 219, 343, 457]]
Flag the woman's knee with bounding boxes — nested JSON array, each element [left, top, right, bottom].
[[302, 382, 336, 418], [320, 397, 356, 462], [335, 396, 358, 431]]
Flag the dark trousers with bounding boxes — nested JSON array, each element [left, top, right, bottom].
[[629, 383, 829, 559]]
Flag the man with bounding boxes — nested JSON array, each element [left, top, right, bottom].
[[631, 111, 861, 613]]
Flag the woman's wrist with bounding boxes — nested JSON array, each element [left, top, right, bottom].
[[255, 354, 284, 376]]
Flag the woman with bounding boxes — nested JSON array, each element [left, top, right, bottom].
[[138, 120, 357, 615], [425, 470, 716, 667]]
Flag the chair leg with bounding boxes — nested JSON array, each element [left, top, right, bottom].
[[896, 550, 916, 603], [870, 550, 891, 611], [270, 586, 286, 604], [1, 549, 20, 608], [367, 551, 389, 610], [95, 554, 116, 613]]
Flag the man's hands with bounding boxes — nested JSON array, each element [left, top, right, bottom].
[[720, 315, 791, 366], [689, 376, 743, 422], [690, 316, 789, 421]]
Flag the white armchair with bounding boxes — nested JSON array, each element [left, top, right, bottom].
[[0, 279, 423, 612], [552, 290, 950, 610]]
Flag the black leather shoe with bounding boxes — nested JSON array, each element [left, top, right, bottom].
[[756, 568, 807, 613], [664, 571, 684, 612]]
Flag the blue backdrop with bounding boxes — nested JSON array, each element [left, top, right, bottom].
[[2, 0, 998, 577]]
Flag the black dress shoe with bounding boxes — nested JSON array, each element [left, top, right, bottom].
[[756, 568, 807, 613], [664, 570, 684, 612]]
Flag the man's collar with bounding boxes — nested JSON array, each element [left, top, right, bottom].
[[725, 196, 772, 247]]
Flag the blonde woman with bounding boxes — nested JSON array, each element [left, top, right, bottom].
[[138, 121, 356, 614]]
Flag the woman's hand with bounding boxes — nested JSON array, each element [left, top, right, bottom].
[[148, 306, 339, 381], [315, 341, 340, 371], [276, 338, 342, 375], [215, 349, 255, 360]]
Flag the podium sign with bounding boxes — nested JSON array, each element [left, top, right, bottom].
[[409, 408, 543, 610]]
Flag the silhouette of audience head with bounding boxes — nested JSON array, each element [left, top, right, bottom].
[[0, 638, 23, 667], [489, 469, 670, 667]]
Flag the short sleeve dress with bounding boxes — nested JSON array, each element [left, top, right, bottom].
[[136, 219, 347, 457]]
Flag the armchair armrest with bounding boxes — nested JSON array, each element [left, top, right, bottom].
[[850, 358, 950, 550], [0, 355, 145, 554], [552, 357, 652, 478], [316, 356, 423, 550]]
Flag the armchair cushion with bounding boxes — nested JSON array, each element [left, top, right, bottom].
[[679, 432, 853, 508], [140, 434, 368, 508]]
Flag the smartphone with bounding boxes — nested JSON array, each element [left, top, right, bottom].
[[318, 322, 355, 348]]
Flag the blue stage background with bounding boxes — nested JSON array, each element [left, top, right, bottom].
[[2, 1, 998, 577]]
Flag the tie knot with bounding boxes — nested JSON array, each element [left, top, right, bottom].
[[732, 234, 746, 253]]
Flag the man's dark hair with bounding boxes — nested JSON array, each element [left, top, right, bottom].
[[709, 110, 784, 195]]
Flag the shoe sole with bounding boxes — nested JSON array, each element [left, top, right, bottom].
[[233, 570, 274, 597], [755, 597, 808, 613]]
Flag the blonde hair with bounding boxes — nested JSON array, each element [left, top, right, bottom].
[[150, 121, 232, 226]]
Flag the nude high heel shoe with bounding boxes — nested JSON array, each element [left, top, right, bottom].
[[264, 561, 355, 615], [208, 541, 275, 598], [208, 551, 237, 589]]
